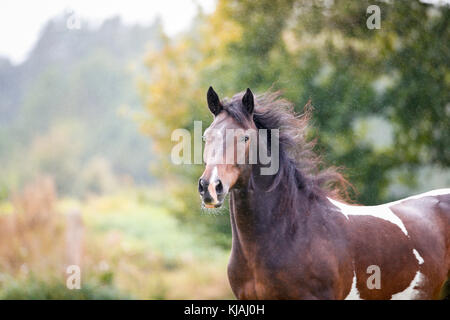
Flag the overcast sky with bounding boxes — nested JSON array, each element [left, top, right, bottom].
[[0, 0, 216, 64], [1, 0, 448, 65]]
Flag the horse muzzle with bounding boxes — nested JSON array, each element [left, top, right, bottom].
[[198, 178, 226, 208]]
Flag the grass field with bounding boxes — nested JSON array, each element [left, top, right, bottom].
[[0, 182, 234, 299]]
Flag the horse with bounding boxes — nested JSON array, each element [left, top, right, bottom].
[[198, 87, 450, 300]]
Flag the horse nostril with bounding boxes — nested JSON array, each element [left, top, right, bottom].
[[198, 178, 207, 194], [216, 180, 224, 195]]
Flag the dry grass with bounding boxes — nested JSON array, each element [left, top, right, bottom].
[[0, 180, 234, 299], [0, 176, 66, 278]]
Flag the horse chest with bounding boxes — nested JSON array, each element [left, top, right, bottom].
[[227, 249, 325, 299], [227, 259, 277, 299]]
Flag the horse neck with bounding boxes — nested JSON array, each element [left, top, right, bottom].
[[229, 169, 310, 253]]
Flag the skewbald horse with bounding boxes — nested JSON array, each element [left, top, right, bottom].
[[198, 87, 450, 300]]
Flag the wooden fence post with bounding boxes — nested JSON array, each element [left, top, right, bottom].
[[66, 209, 84, 269]]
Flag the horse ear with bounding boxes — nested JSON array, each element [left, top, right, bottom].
[[242, 88, 254, 115], [207, 86, 222, 116]]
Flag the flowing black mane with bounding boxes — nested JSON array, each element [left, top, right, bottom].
[[222, 90, 351, 213]]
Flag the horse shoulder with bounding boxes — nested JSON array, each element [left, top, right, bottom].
[[329, 189, 450, 299]]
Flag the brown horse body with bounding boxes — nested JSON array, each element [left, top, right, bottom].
[[228, 185, 450, 299], [199, 87, 450, 299]]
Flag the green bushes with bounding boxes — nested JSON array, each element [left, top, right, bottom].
[[0, 277, 129, 300]]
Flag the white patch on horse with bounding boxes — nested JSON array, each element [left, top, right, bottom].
[[390, 248, 425, 299], [327, 198, 409, 236], [329, 189, 450, 236], [345, 272, 362, 300], [210, 166, 219, 185], [387, 188, 450, 206], [412, 249, 424, 265], [391, 271, 425, 300]]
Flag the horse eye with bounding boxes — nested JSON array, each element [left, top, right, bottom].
[[244, 136, 249, 142]]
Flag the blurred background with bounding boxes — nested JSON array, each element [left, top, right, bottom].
[[0, 0, 448, 299]]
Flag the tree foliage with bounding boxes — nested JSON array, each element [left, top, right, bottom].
[[0, 15, 162, 196], [142, 0, 449, 239]]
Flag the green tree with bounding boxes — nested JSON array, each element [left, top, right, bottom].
[[142, 0, 449, 241]]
